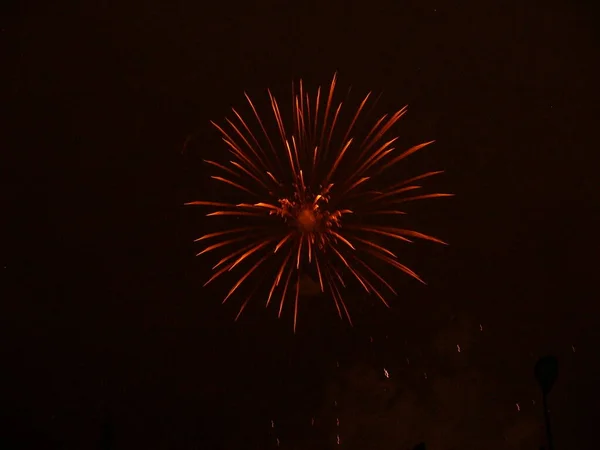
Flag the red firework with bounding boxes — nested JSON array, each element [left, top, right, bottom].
[[186, 73, 452, 331]]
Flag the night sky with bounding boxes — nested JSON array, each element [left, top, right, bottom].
[[4, 1, 599, 449]]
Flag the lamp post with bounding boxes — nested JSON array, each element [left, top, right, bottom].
[[534, 356, 558, 450]]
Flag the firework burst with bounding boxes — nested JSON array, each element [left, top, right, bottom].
[[186, 73, 452, 331]]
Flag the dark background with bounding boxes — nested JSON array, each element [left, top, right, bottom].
[[3, 0, 599, 448]]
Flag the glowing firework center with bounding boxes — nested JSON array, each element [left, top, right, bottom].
[[186, 74, 452, 330]]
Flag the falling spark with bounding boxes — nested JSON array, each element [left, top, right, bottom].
[[406, 357, 410, 365], [383, 368, 390, 378], [424, 372, 428, 379], [479, 323, 483, 331], [516, 403, 520, 412], [572, 345, 576, 352], [457, 344, 461, 353], [186, 73, 452, 329]]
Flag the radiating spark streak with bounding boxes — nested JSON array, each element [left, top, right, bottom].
[[268, 90, 288, 149], [365, 107, 407, 150], [203, 159, 240, 178], [184, 200, 241, 208], [291, 138, 303, 191], [230, 107, 272, 173], [296, 236, 303, 269], [324, 138, 354, 185], [365, 249, 425, 284], [325, 271, 343, 319], [235, 282, 261, 321], [223, 253, 270, 303], [203, 262, 235, 287], [360, 210, 407, 215], [293, 274, 300, 333], [377, 140, 436, 174], [229, 160, 270, 191], [299, 83, 309, 147], [254, 202, 280, 210], [235, 203, 265, 209], [196, 236, 248, 256], [391, 193, 455, 204], [339, 176, 370, 197], [351, 137, 398, 180], [284, 140, 299, 183], [371, 185, 422, 202], [319, 74, 337, 154], [294, 95, 307, 152], [211, 122, 265, 179], [275, 233, 293, 253], [355, 107, 407, 166], [329, 231, 355, 250], [367, 283, 389, 307], [354, 256, 397, 296], [331, 246, 369, 292], [345, 225, 413, 243], [351, 263, 389, 306], [332, 278, 352, 324], [385, 170, 445, 191], [387, 229, 448, 245], [353, 236, 396, 258], [314, 253, 324, 292], [213, 242, 260, 270], [340, 92, 371, 148], [299, 170, 306, 199], [229, 239, 274, 271], [210, 176, 257, 196], [221, 138, 265, 181], [292, 80, 297, 133], [244, 92, 283, 170], [225, 116, 270, 174], [278, 265, 294, 317], [194, 227, 258, 242], [267, 248, 293, 307], [331, 265, 346, 288], [266, 171, 280, 185], [358, 114, 388, 156], [324, 102, 343, 161], [305, 92, 313, 143], [206, 211, 266, 217]]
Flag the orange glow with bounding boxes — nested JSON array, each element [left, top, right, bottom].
[[186, 73, 453, 330]]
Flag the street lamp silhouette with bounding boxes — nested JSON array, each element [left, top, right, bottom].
[[534, 356, 558, 450]]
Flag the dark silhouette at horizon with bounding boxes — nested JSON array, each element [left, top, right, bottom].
[[535, 356, 558, 450]]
